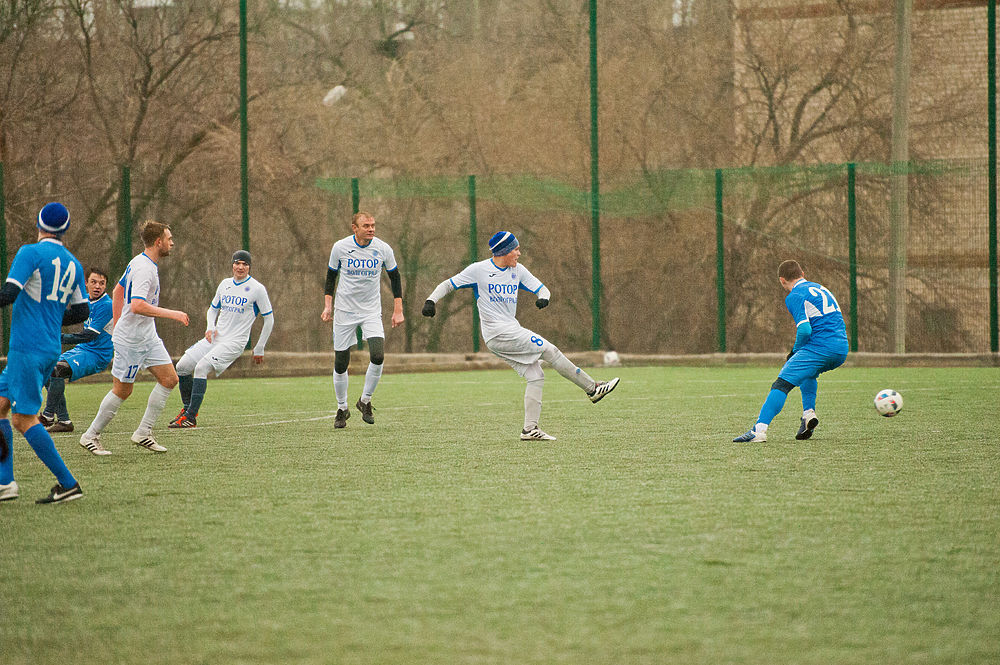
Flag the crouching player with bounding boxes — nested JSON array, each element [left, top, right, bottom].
[[39, 268, 113, 433], [169, 250, 273, 428], [732, 260, 849, 443], [422, 231, 619, 441]]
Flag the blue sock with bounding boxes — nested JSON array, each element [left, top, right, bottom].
[[24, 423, 76, 488], [757, 388, 789, 426], [0, 419, 13, 484], [179, 374, 193, 410], [187, 378, 208, 417], [800, 378, 818, 412]]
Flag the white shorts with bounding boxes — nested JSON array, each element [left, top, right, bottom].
[[111, 338, 173, 383], [333, 311, 384, 351], [182, 337, 246, 376], [486, 327, 551, 377]]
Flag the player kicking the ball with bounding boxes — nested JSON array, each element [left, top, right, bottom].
[[321, 212, 404, 428], [422, 231, 619, 441], [169, 250, 274, 428]]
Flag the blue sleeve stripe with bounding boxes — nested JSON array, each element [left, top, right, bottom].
[[211, 303, 221, 309], [518, 282, 543, 294], [259, 310, 273, 317], [454, 282, 475, 290], [449, 278, 458, 289], [129, 295, 147, 303]]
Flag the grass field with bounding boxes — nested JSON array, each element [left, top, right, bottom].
[[2, 365, 998, 664]]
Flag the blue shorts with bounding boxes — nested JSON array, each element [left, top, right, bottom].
[[778, 347, 847, 386], [0, 351, 58, 415], [61, 346, 112, 382]]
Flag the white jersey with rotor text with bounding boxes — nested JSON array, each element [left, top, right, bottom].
[[448, 258, 545, 342], [328, 235, 397, 317], [113, 252, 162, 348], [209, 276, 273, 345]]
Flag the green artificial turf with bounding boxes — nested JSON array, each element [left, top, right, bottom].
[[2, 366, 998, 664]]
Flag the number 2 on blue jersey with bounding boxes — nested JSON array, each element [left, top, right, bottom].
[[808, 285, 841, 315]]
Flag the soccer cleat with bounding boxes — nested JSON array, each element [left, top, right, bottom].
[[168, 414, 197, 429], [46, 420, 74, 433], [733, 429, 767, 443], [334, 408, 350, 429], [79, 432, 112, 456], [168, 409, 186, 426], [520, 427, 556, 441], [38, 412, 55, 427], [356, 398, 375, 425], [0, 481, 19, 502], [795, 414, 820, 441], [588, 377, 620, 404], [36, 482, 83, 504], [131, 432, 167, 453]]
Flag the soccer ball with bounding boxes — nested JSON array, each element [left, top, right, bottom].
[[603, 350, 621, 367], [874, 389, 903, 417]]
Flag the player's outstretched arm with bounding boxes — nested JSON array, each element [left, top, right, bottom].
[[422, 279, 456, 317], [129, 298, 189, 326], [535, 285, 552, 309]]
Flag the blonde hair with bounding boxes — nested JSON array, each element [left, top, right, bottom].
[[140, 220, 170, 248]]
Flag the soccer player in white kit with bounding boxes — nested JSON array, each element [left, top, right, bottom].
[[321, 212, 404, 428], [168, 250, 274, 428], [79, 221, 189, 455], [421, 231, 620, 441]]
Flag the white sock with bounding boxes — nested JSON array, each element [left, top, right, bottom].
[[333, 371, 349, 409], [135, 383, 172, 436], [87, 391, 124, 436], [361, 363, 383, 402], [524, 379, 543, 431], [754, 423, 769, 434], [803, 409, 816, 419], [542, 346, 596, 393]]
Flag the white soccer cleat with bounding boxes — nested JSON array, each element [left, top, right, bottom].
[[733, 427, 767, 443], [0, 480, 20, 501], [131, 432, 167, 453], [589, 377, 620, 403], [520, 427, 556, 441], [80, 432, 112, 456]]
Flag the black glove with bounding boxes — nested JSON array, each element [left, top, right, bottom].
[[535, 298, 549, 309], [422, 300, 436, 317], [786, 348, 795, 361]]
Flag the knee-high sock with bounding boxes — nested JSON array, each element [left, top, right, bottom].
[[0, 419, 13, 484], [24, 423, 75, 488], [333, 371, 349, 409], [800, 378, 818, 412], [542, 346, 596, 393], [757, 388, 789, 426], [136, 383, 172, 436], [87, 391, 124, 436], [45, 376, 70, 421], [524, 378, 544, 431], [187, 378, 208, 417], [361, 362, 383, 402], [178, 374, 193, 411]]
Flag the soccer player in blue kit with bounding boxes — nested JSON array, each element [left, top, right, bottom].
[[422, 231, 619, 441], [39, 268, 113, 433], [0, 202, 90, 504], [733, 260, 849, 443]]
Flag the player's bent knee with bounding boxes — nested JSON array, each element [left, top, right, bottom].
[[367, 337, 385, 365], [771, 377, 796, 394], [51, 360, 73, 379]]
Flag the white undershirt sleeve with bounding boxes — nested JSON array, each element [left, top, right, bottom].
[[253, 314, 274, 355], [206, 305, 220, 331], [427, 279, 456, 303], [537, 285, 551, 300]]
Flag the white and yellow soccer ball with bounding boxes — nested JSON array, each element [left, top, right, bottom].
[[874, 389, 903, 417]]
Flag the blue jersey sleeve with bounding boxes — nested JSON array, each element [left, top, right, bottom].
[[85, 295, 113, 333], [6, 245, 37, 288], [785, 290, 809, 327]]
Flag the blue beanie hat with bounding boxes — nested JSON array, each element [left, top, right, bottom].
[[488, 231, 519, 256], [38, 202, 70, 235]]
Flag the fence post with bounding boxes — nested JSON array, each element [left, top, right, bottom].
[[589, 0, 601, 350], [715, 168, 726, 353], [0, 162, 7, 355], [114, 165, 133, 283], [239, 0, 250, 253], [468, 175, 480, 352], [350, 177, 363, 350], [989, 0, 998, 352], [847, 163, 859, 352]]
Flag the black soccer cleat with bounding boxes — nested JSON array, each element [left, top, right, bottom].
[[36, 482, 83, 504], [356, 398, 375, 425], [795, 415, 819, 440], [168, 409, 186, 426], [38, 412, 56, 427], [334, 408, 350, 429]]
